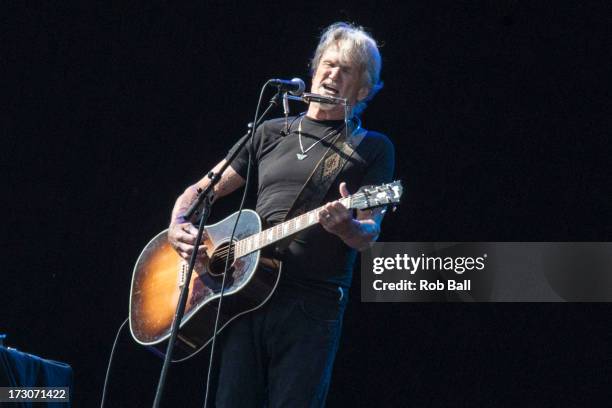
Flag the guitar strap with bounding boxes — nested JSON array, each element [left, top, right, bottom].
[[275, 122, 367, 254]]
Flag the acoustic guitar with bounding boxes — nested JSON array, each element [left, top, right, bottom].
[[129, 181, 402, 361]]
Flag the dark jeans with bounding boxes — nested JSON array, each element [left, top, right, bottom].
[[214, 283, 348, 408]]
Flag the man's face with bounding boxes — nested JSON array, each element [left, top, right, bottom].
[[310, 44, 369, 111]]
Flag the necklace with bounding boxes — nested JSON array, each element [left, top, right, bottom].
[[296, 116, 343, 160]]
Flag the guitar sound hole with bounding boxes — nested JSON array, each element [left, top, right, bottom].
[[208, 242, 235, 276]]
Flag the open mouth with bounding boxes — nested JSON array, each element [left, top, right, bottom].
[[321, 83, 339, 95]]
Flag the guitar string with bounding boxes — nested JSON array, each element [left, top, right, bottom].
[[199, 191, 380, 260], [212, 194, 371, 258], [212, 195, 371, 259], [215, 207, 357, 258], [197, 184, 395, 261], [137, 194, 382, 291], [188, 193, 372, 262], [134, 188, 396, 291]]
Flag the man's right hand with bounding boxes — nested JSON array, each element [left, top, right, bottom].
[[167, 160, 245, 263], [168, 221, 209, 262]]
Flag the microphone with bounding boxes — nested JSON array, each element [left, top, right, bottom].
[[269, 78, 305, 96]]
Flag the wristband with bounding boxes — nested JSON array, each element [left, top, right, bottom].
[[175, 214, 189, 224]]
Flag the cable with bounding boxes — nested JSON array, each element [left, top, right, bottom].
[[100, 317, 129, 408], [201, 81, 272, 408], [199, 88, 356, 406]]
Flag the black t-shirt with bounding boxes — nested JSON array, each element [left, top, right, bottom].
[[226, 115, 395, 289]]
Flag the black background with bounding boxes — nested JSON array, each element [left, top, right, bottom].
[[4, 1, 612, 406]]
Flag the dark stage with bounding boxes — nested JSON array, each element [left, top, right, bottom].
[[4, 1, 612, 406]]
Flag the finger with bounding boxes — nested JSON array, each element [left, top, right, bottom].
[[324, 207, 338, 220], [330, 201, 348, 212], [177, 231, 198, 245], [180, 229, 209, 245], [339, 181, 350, 198], [176, 242, 196, 255], [319, 214, 333, 231], [318, 210, 331, 223], [179, 223, 196, 234], [326, 202, 344, 217], [183, 225, 209, 243], [186, 224, 200, 236]]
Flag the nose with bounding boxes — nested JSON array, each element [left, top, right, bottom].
[[328, 67, 340, 80]]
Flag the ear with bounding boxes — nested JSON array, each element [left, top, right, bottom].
[[356, 86, 369, 102]]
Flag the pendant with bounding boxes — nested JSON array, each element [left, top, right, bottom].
[[296, 153, 308, 160]]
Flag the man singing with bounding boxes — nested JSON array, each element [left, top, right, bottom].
[[168, 22, 394, 407]]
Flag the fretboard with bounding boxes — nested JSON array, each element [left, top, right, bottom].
[[234, 196, 352, 258]]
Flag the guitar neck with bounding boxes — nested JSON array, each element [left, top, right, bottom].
[[234, 196, 352, 258]]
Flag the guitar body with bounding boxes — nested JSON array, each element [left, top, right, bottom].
[[128, 180, 403, 361], [129, 209, 282, 361]]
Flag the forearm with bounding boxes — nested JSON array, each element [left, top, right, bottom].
[[170, 160, 245, 226], [337, 218, 380, 251], [171, 185, 203, 226]]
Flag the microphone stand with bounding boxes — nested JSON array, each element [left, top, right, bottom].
[[151, 88, 283, 408]]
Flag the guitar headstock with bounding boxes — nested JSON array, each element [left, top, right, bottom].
[[351, 180, 403, 211]]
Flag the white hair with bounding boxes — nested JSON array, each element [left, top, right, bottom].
[[310, 22, 383, 115]]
